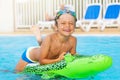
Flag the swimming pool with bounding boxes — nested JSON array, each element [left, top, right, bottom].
[[0, 35, 120, 80]]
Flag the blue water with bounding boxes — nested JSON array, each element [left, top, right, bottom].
[[0, 35, 120, 80]]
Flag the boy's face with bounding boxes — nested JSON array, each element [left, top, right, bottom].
[[57, 14, 75, 37]]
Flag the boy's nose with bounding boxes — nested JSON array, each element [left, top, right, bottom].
[[65, 23, 70, 27]]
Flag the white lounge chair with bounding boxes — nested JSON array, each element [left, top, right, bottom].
[[101, 3, 120, 31], [37, 21, 55, 31], [77, 4, 102, 32]]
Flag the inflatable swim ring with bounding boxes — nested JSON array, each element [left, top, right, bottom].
[[22, 53, 112, 79]]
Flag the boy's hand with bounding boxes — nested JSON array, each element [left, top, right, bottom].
[[58, 52, 66, 61]]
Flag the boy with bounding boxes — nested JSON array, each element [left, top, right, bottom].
[[15, 8, 77, 72]]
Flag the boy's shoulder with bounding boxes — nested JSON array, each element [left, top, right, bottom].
[[47, 32, 56, 37], [69, 35, 77, 43], [70, 35, 76, 40], [45, 33, 76, 41], [44, 32, 56, 39]]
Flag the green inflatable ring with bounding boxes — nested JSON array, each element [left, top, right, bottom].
[[22, 53, 112, 79]]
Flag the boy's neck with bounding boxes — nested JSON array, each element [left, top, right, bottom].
[[56, 32, 70, 43]]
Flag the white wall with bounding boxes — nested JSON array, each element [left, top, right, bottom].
[[0, 0, 14, 32]]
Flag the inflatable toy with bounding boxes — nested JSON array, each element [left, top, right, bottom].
[[23, 54, 112, 79]]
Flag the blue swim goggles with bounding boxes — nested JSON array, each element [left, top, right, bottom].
[[55, 9, 77, 21]]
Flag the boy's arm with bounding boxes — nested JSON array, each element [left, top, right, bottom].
[[70, 37, 77, 55]]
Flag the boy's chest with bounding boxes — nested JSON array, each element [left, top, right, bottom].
[[50, 41, 72, 55]]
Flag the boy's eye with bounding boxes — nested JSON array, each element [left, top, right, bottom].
[[69, 22, 74, 25], [61, 23, 65, 24]]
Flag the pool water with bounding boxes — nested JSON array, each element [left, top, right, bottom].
[[0, 35, 120, 80]]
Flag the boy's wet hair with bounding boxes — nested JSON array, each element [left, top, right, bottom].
[[55, 9, 77, 26]]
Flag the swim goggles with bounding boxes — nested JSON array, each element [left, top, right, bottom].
[[55, 9, 77, 20]]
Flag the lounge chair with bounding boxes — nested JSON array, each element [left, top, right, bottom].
[[37, 21, 55, 31], [77, 4, 102, 32], [101, 3, 120, 31]]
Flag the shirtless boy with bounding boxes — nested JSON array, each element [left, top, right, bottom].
[[15, 8, 77, 72]]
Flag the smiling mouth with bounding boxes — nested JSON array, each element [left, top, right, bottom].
[[63, 29, 71, 32]]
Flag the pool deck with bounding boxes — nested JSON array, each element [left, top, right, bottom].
[[0, 28, 120, 36]]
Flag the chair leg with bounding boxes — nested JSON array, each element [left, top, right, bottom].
[[80, 25, 87, 32], [86, 23, 92, 32], [41, 25, 45, 31], [101, 25, 105, 31], [48, 25, 51, 30], [86, 25, 91, 32]]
